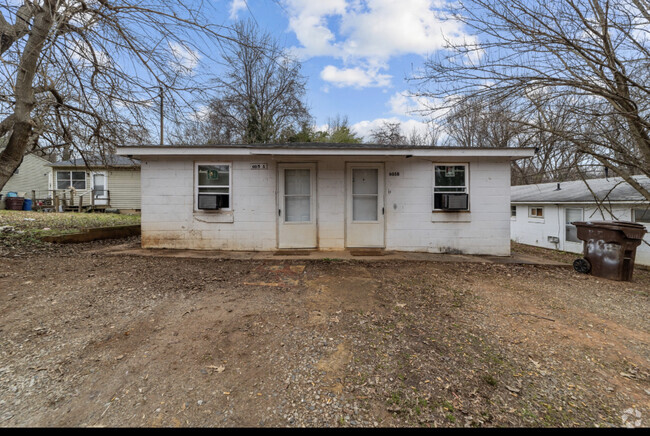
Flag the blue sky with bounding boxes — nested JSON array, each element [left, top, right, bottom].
[[190, 0, 475, 140]]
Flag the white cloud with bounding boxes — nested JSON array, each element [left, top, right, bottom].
[[229, 0, 248, 20], [388, 91, 452, 118], [283, 0, 474, 64], [169, 42, 200, 74], [350, 117, 432, 142], [320, 65, 392, 88]]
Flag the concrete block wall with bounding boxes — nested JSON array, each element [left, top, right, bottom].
[[140, 155, 513, 255]]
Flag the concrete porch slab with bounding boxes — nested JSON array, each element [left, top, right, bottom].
[[91, 242, 572, 267]]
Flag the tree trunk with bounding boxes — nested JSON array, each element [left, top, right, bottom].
[[0, 3, 54, 191]]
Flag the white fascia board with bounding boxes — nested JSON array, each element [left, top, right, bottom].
[[511, 201, 649, 205], [116, 146, 536, 160]]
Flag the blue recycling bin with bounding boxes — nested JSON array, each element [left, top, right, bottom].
[[22, 198, 32, 211]]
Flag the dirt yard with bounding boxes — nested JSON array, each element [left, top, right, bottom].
[[0, 239, 648, 427]]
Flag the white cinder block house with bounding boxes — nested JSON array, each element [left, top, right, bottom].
[[511, 176, 650, 266], [117, 144, 535, 254]]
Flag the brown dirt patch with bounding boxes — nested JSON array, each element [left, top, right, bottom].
[[0, 239, 648, 427]]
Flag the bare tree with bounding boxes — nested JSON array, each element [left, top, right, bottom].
[[0, 0, 233, 190], [179, 19, 311, 144], [369, 121, 406, 145], [404, 124, 438, 147], [412, 0, 650, 199]]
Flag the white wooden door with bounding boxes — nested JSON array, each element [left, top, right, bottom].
[[92, 172, 108, 206], [278, 163, 317, 249], [346, 163, 385, 248]]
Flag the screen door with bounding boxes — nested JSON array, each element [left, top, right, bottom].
[[346, 163, 384, 247], [278, 163, 317, 248]]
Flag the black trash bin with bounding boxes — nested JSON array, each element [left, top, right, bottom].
[[572, 221, 647, 281]]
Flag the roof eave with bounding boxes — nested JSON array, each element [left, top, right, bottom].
[[511, 200, 649, 204], [116, 146, 536, 160]]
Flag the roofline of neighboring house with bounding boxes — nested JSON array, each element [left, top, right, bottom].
[[511, 201, 650, 205], [48, 164, 140, 169], [0, 147, 52, 165], [116, 144, 537, 160]]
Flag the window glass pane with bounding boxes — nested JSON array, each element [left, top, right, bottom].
[[435, 166, 465, 188], [511, 206, 517, 217], [57, 172, 71, 189], [353, 196, 378, 221], [352, 169, 378, 195], [72, 171, 86, 181], [72, 180, 86, 189], [198, 165, 230, 186], [285, 196, 310, 222], [93, 174, 105, 192], [285, 169, 310, 195], [565, 208, 582, 242], [635, 208, 650, 223]]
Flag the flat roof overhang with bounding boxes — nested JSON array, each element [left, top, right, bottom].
[[511, 200, 649, 205], [116, 145, 536, 161]]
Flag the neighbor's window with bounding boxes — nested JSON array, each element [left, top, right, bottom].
[[196, 163, 231, 210], [634, 208, 650, 225], [565, 208, 583, 243], [529, 207, 544, 218], [57, 171, 86, 190], [433, 164, 469, 210], [511, 205, 517, 218]]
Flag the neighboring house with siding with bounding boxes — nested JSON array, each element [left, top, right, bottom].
[[0, 148, 52, 209], [511, 176, 650, 266], [117, 143, 534, 253], [49, 155, 141, 212]]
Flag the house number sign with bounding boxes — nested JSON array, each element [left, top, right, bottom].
[[389, 171, 400, 177], [250, 163, 268, 170]]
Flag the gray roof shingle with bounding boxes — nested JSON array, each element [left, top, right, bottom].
[[50, 155, 140, 167], [511, 176, 650, 203]]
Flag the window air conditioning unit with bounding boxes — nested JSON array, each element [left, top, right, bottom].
[[441, 193, 468, 210], [198, 194, 227, 210]]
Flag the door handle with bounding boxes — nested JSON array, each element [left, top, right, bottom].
[[279, 209, 281, 216], [382, 207, 385, 215]]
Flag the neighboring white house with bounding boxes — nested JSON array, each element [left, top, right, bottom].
[[117, 143, 535, 254], [511, 176, 650, 266], [48, 155, 141, 211], [0, 148, 52, 210]]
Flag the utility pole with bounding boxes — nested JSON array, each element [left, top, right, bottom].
[[159, 86, 164, 146]]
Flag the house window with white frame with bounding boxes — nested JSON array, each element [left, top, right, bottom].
[[433, 164, 469, 211], [511, 205, 517, 218], [565, 207, 583, 243], [56, 171, 86, 190], [634, 207, 650, 225], [529, 207, 544, 218], [196, 163, 231, 210]]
